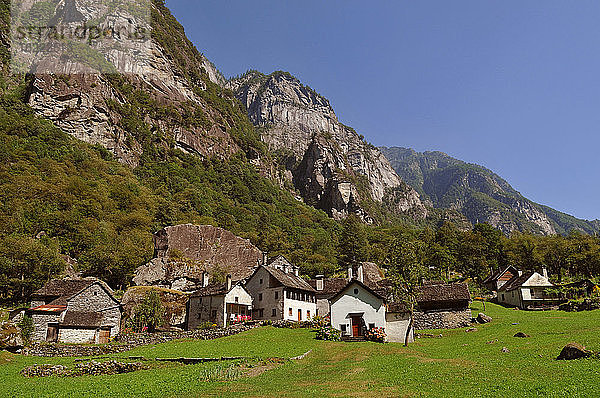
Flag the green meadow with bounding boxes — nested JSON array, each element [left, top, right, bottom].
[[2, 303, 599, 397]]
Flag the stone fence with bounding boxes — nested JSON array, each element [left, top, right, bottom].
[[413, 309, 472, 330], [24, 324, 258, 357]]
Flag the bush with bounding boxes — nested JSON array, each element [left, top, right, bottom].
[[129, 291, 165, 332], [197, 321, 218, 330], [365, 327, 387, 343], [17, 315, 34, 344], [315, 326, 341, 341]]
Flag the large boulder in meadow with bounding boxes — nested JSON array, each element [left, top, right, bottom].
[[556, 343, 593, 360], [477, 313, 492, 324], [0, 321, 23, 351]]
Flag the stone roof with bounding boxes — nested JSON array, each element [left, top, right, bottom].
[[262, 266, 315, 292], [415, 282, 471, 303], [307, 278, 348, 299], [386, 301, 410, 313], [61, 311, 103, 328], [483, 265, 518, 284], [498, 271, 536, 292], [31, 278, 118, 306]]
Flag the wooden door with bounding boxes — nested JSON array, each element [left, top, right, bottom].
[[98, 329, 110, 344], [46, 324, 58, 342], [351, 316, 362, 337]]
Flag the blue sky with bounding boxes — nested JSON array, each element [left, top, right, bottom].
[[165, 1, 600, 221]]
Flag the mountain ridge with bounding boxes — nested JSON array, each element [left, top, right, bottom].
[[380, 146, 600, 235]]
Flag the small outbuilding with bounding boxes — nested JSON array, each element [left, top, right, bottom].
[[413, 282, 472, 330], [28, 278, 121, 344]]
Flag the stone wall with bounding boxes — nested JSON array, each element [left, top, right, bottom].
[[67, 283, 121, 337], [58, 328, 97, 344], [24, 324, 258, 357], [31, 313, 60, 342], [413, 309, 472, 330]]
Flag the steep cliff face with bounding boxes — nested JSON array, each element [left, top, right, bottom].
[[23, 0, 249, 166], [381, 147, 600, 235], [228, 71, 426, 220]]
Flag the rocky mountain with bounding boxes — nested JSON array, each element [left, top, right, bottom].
[[228, 71, 426, 221], [381, 147, 600, 235], [21, 0, 256, 167]]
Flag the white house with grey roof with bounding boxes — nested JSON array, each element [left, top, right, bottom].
[[497, 268, 559, 309], [187, 274, 253, 329], [245, 256, 316, 322], [27, 278, 121, 344]]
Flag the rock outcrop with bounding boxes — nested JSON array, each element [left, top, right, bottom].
[[0, 321, 23, 352], [133, 224, 263, 291], [381, 146, 600, 235], [228, 71, 426, 220]]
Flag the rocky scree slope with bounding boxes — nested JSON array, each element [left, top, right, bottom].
[[381, 147, 600, 235], [228, 71, 426, 221]]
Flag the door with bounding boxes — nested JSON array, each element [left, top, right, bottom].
[[98, 329, 111, 344], [298, 309, 302, 321], [46, 324, 58, 342], [351, 316, 362, 337]]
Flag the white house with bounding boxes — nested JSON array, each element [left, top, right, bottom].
[[245, 256, 316, 322], [329, 279, 413, 343], [497, 268, 559, 309], [187, 274, 253, 329]]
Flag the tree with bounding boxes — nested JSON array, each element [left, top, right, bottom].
[[131, 291, 165, 332], [386, 237, 428, 346], [338, 215, 367, 272]]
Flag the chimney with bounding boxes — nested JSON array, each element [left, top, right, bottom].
[[316, 275, 324, 291], [293, 266, 299, 277], [347, 265, 353, 281], [357, 264, 364, 283], [226, 274, 232, 291], [518, 270, 523, 277], [202, 271, 209, 288], [542, 267, 548, 279], [262, 252, 268, 266]]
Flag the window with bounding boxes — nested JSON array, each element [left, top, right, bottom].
[[211, 310, 217, 319], [340, 324, 347, 334], [259, 293, 263, 301], [307, 310, 311, 318], [501, 294, 505, 301], [275, 291, 279, 300], [354, 288, 359, 294], [259, 278, 263, 285], [272, 308, 277, 317], [289, 308, 292, 316], [368, 323, 375, 330], [235, 297, 239, 303]]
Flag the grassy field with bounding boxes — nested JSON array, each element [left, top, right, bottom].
[[2, 303, 600, 397]]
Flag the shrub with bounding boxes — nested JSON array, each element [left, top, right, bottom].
[[365, 327, 387, 343], [129, 291, 165, 332], [315, 326, 341, 341], [197, 321, 218, 330], [17, 315, 34, 344]]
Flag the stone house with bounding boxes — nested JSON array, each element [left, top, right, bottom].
[[28, 278, 121, 344], [245, 256, 316, 322], [497, 268, 559, 309], [483, 265, 519, 292], [413, 282, 472, 330], [187, 274, 253, 329], [329, 278, 413, 343]]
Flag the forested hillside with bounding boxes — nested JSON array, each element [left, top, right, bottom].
[[0, 0, 599, 305]]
